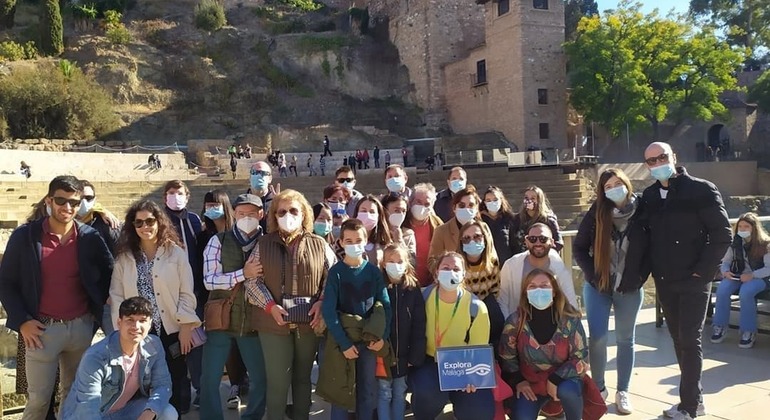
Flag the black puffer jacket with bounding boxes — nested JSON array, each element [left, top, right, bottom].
[[573, 194, 651, 293], [640, 167, 731, 283], [385, 281, 426, 378]]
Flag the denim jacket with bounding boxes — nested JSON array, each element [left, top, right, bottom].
[[61, 332, 172, 418]]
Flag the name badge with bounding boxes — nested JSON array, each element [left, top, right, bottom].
[[435, 345, 496, 391]]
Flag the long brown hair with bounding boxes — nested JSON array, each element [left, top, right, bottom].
[[736, 212, 770, 261], [593, 168, 634, 292], [354, 195, 392, 246], [518, 268, 580, 322], [518, 186, 553, 225], [458, 220, 498, 268], [117, 200, 182, 260], [480, 185, 515, 219]]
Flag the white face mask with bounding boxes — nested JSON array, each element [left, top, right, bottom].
[[77, 199, 95, 217], [411, 205, 430, 221], [385, 262, 406, 279], [388, 212, 406, 228], [278, 213, 304, 233], [236, 216, 260, 234], [485, 200, 501, 214], [166, 193, 187, 211]]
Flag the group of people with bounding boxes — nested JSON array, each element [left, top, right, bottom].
[[228, 144, 253, 160], [0, 140, 751, 420]]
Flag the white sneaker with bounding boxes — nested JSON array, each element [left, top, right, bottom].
[[663, 403, 706, 418], [226, 385, 240, 409], [600, 387, 608, 400], [615, 391, 633, 414], [739, 331, 756, 348]]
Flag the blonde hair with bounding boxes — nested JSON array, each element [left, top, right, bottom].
[[458, 220, 498, 267], [518, 268, 580, 322], [380, 244, 419, 289], [518, 186, 553, 224], [266, 189, 314, 234]]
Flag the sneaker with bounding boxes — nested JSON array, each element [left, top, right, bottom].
[[192, 392, 200, 409], [710, 325, 726, 343], [600, 387, 608, 400], [663, 403, 706, 418], [739, 331, 756, 348], [615, 391, 633, 414], [226, 385, 240, 409]]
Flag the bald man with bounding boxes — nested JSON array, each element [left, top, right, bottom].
[[641, 142, 731, 420]]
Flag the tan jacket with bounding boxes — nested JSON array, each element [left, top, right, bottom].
[[428, 217, 461, 261], [110, 243, 200, 333]]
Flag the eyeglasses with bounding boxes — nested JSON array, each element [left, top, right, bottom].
[[337, 177, 355, 183], [52, 197, 82, 208], [276, 208, 300, 217], [82, 195, 95, 202], [461, 234, 484, 244], [526, 235, 550, 244], [133, 217, 158, 228], [644, 153, 669, 166], [250, 169, 271, 177]]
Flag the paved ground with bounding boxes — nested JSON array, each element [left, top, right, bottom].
[[174, 305, 770, 420]]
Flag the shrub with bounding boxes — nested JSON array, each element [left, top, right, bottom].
[[282, 0, 321, 12], [103, 10, 131, 44], [296, 35, 350, 53], [0, 62, 120, 139], [0, 0, 17, 29], [40, 0, 64, 56], [0, 113, 9, 141], [0, 40, 38, 61], [71, 3, 98, 20], [194, 0, 226, 31]]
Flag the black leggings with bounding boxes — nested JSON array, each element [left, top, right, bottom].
[[154, 326, 191, 415]]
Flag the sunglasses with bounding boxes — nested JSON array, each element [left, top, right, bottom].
[[52, 197, 82, 208], [337, 177, 355, 183], [133, 217, 158, 228], [250, 169, 271, 177], [526, 235, 550, 244], [82, 195, 95, 202], [276, 208, 300, 217], [461, 233, 484, 244], [644, 152, 669, 166]]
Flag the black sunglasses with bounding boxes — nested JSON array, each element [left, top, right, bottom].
[[133, 217, 158, 228], [337, 177, 355, 183], [644, 152, 669, 166], [461, 234, 484, 244], [526, 235, 550, 244], [52, 196, 82, 208], [82, 195, 95, 202], [250, 169, 271, 177]]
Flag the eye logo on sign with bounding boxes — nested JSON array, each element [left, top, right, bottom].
[[465, 363, 492, 376]]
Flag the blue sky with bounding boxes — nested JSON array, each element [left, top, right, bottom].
[[596, 0, 689, 15]]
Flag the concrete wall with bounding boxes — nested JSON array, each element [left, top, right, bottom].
[[0, 149, 196, 182], [443, 0, 567, 150], [588, 161, 759, 197]]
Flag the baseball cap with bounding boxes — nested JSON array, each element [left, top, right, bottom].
[[232, 194, 263, 208]]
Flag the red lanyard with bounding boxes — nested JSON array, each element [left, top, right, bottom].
[[434, 288, 461, 348]]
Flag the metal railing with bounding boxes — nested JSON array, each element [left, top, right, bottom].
[[441, 148, 510, 167]]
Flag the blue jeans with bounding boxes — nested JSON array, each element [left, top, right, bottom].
[[408, 360, 494, 420], [200, 331, 266, 420], [583, 282, 643, 392], [513, 378, 583, 420], [377, 376, 408, 420], [330, 344, 378, 420], [102, 397, 177, 420], [713, 278, 768, 333], [101, 303, 114, 336]]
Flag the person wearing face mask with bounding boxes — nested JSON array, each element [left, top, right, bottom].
[[244, 190, 336, 420], [382, 164, 412, 200], [333, 166, 364, 216], [323, 184, 351, 246], [376, 244, 426, 420], [641, 142, 731, 420], [435, 167, 468, 222], [498, 223, 577, 318], [429, 185, 482, 261], [403, 183, 444, 287], [573, 168, 650, 414], [409, 251, 493, 420], [498, 269, 589, 420], [248, 161, 278, 230], [312, 203, 335, 245], [318, 219, 391, 419], [510, 186, 562, 254], [458, 221, 505, 347], [481, 186, 518, 265], [348, 195, 393, 265], [711, 212, 770, 349], [76, 180, 121, 255], [381, 194, 416, 261], [200, 194, 267, 420]]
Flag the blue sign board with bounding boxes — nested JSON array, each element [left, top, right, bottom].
[[435, 345, 496, 391]]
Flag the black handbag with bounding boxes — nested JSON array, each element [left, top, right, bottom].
[[279, 245, 313, 324]]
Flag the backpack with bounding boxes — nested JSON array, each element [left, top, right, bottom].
[[422, 284, 481, 344]]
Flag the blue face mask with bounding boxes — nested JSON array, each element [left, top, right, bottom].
[[449, 179, 466, 194], [737, 230, 751, 239], [344, 243, 365, 258], [251, 174, 268, 191], [650, 164, 675, 182], [313, 221, 332, 236], [527, 288, 554, 310], [386, 177, 406, 193], [385, 262, 406, 280], [204, 205, 225, 220], [604, 185, 628, 204], [342, 181, 355, 191], [462, 240, 485, 257]]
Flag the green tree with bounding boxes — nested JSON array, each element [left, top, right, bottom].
[[565, 2, 745, 140], [0, 0, 16, 29], [564, 0, 599, 40], [748, 70, 770, 112], [40, 0, 64, 56], [689, 0, 770, 67]]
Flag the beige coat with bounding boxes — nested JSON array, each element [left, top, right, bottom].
[[110, 243, 200, 333]]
